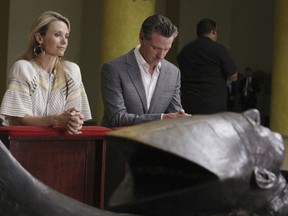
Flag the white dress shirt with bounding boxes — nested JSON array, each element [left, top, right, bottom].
[[134, 45, 161, 110]]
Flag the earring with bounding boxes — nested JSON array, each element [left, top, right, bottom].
[[33, 44, 44, 56]]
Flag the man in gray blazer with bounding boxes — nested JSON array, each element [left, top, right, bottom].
[[101, 15, 190, 127]]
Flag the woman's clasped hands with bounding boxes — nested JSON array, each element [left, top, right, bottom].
[[52, 108, 84, 134]]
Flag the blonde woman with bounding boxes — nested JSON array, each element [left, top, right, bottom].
[[0, 11, 91, 134]]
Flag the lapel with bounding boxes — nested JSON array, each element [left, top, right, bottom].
[[126, 50, 148, 112], [149, 61, 168, 113]]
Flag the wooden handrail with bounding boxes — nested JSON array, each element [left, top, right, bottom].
[[0, 126, 112, 136]]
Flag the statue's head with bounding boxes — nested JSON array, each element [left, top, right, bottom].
[[105, 109, 288, 216]]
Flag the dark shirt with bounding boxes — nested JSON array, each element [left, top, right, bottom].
[[177, 36, 237, 114]]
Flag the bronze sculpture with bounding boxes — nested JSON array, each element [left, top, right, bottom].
[[0, 109, 288, 215], [106, 109, 288, 215], [0, 139, 133, 216]]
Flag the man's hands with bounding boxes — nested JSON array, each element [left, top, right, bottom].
[[162, 108, 191, 119]]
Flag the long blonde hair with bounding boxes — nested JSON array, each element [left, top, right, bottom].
[[19, 11, 70, 61]]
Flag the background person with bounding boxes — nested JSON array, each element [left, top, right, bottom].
[[0, 11, 91, 134], [101, 14, 190, 127], [177, 18, 238, 114], [238, 67, 261, 111]]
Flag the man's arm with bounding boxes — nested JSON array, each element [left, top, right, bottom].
[[165, 68, 183, 113], [218, 44, 238, 82], [163, 69, 191, 117]]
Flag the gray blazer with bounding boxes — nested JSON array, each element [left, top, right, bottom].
[[101, 49, 182, 127]]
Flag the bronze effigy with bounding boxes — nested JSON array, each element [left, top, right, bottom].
[[0, 140, 133, 216], [106, 109, 288, 216], [1, 109, 288, 215]]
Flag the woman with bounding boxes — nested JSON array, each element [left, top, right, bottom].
[[0, 11, 91, 134]]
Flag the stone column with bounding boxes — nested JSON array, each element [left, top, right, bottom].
[[96, 0, 155, 123], [271, 0, 288, 169], [270, 0, 288, 135]]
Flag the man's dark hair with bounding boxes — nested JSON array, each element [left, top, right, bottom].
[[140, 15, 178, 40], [196, 18, 217, 37]]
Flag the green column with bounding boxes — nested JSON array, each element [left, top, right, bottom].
[[271, 0, 288, 170], [270, 0, 288, 135], [96, 0, 155, 123]]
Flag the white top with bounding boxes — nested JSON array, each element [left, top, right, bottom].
[[0, 59, 92, 125], [134, 45, 161, 110]]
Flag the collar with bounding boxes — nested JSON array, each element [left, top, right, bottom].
[[134, 45, 161, 71]]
